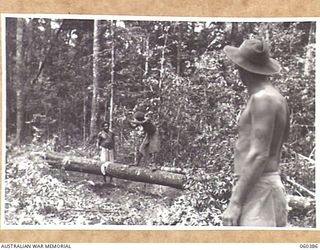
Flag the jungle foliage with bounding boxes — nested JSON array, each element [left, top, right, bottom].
[[5, 18, 315, 227]]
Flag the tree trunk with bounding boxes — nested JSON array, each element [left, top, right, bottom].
[[109, 20, 115, 131], [176, 22, 182, 76], [230, 22, 239, 46], [39, 152, 186, 189], [304, 22, 315, 76], [108, 20, 116, 160], [89, 19, 102, 138], [144, 34, 150, 77], [260, 23, 270, 42], [14, 18, 25, 145], [159, 25, 169, 89], [287, 194, 315, 211], [83, 95, 87, 146]]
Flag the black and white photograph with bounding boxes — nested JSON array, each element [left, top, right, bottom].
[[2, 15, 316, 228]]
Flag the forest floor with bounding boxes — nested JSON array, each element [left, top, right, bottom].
[[4, 144, 183, 226], [3, 144, 315, 228]]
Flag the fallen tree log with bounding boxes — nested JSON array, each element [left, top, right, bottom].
[[37, 152, 186, 189], [36, 152, 315, 212], [287, 194, 315, 211]]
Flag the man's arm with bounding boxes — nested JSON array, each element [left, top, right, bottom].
[[223, 94, 276, 225]]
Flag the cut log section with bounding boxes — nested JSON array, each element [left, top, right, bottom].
[[40, 152, 186, 189], [287, 194, 315, 211], [36, 152, 315, 212]]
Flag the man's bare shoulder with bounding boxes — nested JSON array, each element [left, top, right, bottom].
[[249, 91, 275, 111], [251, 88, 285, 110]]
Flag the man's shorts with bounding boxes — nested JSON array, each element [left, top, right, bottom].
[[100, 147, 114, 162], [237, 172, 288, 227]]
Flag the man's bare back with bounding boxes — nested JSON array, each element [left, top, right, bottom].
[[223, 38, 289, 227], [234, 84, 290, 176], [223, 80, 289, 227]]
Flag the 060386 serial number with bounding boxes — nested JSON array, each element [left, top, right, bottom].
[[300, 244, 318, 248]]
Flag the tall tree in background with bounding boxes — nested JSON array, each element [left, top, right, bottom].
[[159, 24, 169, 90], [230, 23, 240, 46], [109, 20, 115, 130], [14, 18, 25, 145], [176, 22, 182, 76], [90, 19, 102, 138], [6, 18, 17, 135], [304, 22, 315, 76], [144, 32, 150, 78]]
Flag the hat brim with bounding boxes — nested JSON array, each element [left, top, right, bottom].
[[224, 45, 281, 75]]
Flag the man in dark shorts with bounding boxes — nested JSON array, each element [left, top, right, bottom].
[[128, 111, 160, 167], [222, 38, 290, 227]]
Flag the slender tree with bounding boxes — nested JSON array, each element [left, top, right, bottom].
[[159, 25, 169, 89], [90, 19, 102, 138], [176, 22, 182, 76], [304, 22, 315, 76], [230, 22, 240, 46], [144, 33, 150, 77], [14, 18, 25, 145], [109, 20, 115, 131]]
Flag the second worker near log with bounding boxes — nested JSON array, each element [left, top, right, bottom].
[[128, 111, 161, 169], [97, 121, 116, 183]]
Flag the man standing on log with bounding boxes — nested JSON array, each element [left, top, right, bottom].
[[97, 121, 115, 183], [222, 38, 290, 227]]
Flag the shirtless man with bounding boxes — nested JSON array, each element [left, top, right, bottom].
[[128, 111, 160, 167], [222, 38, 290, 227]]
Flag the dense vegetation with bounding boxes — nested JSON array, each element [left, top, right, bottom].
[[5, 18, 315, 227]]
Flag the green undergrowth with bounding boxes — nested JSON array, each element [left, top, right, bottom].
[[4, 144, 315, 227]]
